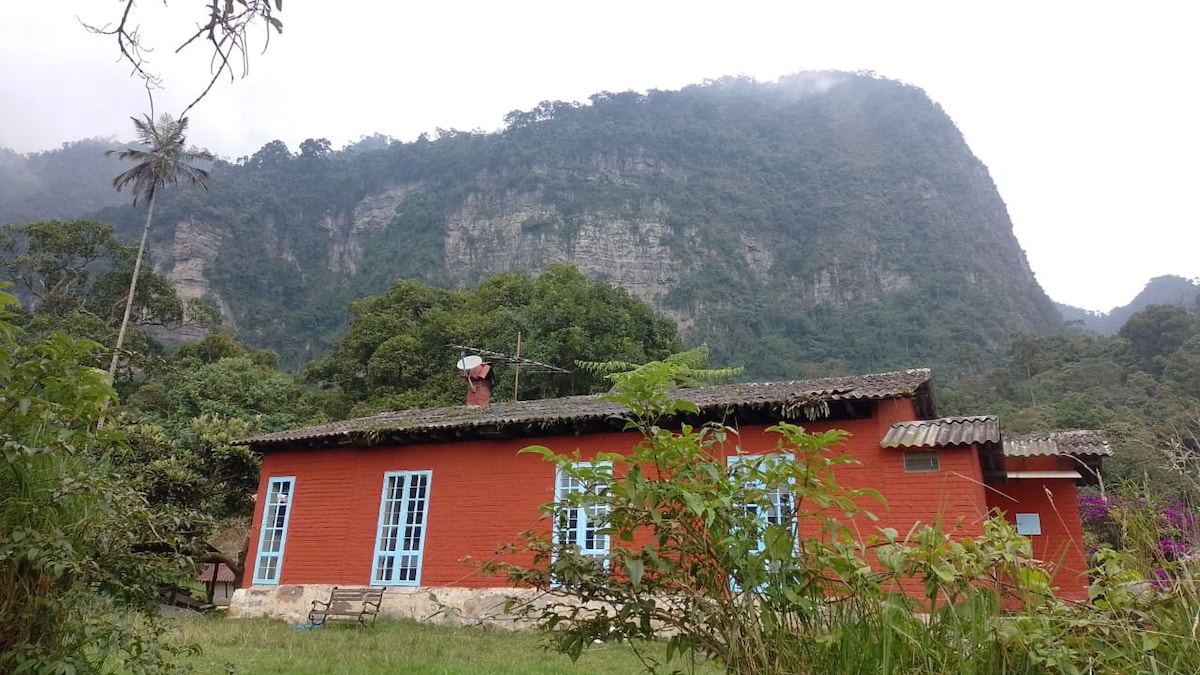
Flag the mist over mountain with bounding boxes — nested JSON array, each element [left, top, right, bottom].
[[4, 72, 1068, 378], [0, 138, 129, 224]]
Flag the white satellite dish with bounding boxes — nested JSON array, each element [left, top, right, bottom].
[[456, 354, 483, 373]]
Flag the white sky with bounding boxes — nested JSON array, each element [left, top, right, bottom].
[[1, 1, 1197, 313]]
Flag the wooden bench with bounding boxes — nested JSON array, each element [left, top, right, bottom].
[[307, 587, 384, 627]]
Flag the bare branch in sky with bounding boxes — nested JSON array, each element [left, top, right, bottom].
[[82, 0, 283, 117]]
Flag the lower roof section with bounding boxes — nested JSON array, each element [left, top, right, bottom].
[[880, 416, 1000, 449], [881, 418, 1111, 461], [1007, 470, 1084, 480], [1004, 430, 1112, 458]]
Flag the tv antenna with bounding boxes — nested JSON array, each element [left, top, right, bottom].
[[449, 333, 568, 402]]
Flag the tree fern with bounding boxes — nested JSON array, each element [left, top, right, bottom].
[[576, 344, 743, 388]]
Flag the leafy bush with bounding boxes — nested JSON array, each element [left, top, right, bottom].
[[0, 288, 197, 674]]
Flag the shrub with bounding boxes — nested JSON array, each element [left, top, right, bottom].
[[0, 289, 197, 674]]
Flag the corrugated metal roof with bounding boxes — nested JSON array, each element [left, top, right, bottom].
[[880, 416, 1000, 449], [1003, 430, 1112, 458], [240, 368, 933, 448]]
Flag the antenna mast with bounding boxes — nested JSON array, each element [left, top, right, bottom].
[[513, 332, 522, 403]]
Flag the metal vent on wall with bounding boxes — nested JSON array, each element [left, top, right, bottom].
[[903, 451, 940, 473]]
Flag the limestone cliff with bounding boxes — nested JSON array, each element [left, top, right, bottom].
[[100, 72, 1063, 376]]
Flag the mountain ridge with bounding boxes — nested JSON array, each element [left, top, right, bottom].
[[6, 72, 1063, 378], [1056, 275, 1200, 335]]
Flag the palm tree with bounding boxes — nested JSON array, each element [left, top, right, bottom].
[[106, 113, 213, 377]]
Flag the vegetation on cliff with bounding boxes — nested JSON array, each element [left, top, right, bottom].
[[6, 72, 1060, 377]]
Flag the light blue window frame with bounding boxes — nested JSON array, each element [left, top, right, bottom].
[[728, 454, 796, 591], [253, 476, 296, 584], [372, 470, 433, 586], [554, 462, 611, 562]]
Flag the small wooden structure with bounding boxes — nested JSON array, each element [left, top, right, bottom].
[[198, 562, 237, 606]]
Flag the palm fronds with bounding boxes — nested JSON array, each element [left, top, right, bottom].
[[107, 114, 214, 205]]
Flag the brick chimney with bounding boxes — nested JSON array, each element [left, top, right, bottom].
[[466, 363, 494, 407]]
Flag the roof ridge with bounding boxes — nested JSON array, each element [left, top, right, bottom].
[[240, 369, 934, 448]]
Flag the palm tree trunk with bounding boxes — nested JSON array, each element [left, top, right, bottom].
[[108, 192, 157, 378]]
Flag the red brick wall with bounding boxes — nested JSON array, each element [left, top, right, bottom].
[[244, 398, 991, 589], [987, 457, 1090, 600]]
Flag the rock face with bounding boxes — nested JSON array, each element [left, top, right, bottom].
[[156, 218, 223, 305], [102, 72, 1063, 375], [443, 191, 684, 310], [324, 183, 423, 274], [147, 218, 227, 344]]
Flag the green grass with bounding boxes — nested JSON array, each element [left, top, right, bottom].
[[170, 616, 720, 675]]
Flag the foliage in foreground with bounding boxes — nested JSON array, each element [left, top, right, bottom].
[[492, 360, 1200, 674], [0, 289, 197, 674]]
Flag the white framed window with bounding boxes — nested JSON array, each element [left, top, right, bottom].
[[253, 476, 295, 584], [554, 462, 611, 562], [372, 471, 432, 586], [903, 451, 940, 473], [728, 454, 795, 592], [728, 455, 796, 554]]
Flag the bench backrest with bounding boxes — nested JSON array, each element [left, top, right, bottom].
[[328, 587, 384, 604]]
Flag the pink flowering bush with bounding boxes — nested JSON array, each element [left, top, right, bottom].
[[1079, 489, 1199, 584]]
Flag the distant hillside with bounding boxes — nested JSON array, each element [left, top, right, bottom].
[[1057, 275, 1200, 334], [0, 139, 131, 225], [5, 72, 1063, 377]]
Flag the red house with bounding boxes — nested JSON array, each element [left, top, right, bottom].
[[230, 369, 1109, 623]]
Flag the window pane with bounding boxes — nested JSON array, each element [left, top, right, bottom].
[[253, 477, 294, 584], [373, 472, 431, 585], [554, 463, 610, 561]]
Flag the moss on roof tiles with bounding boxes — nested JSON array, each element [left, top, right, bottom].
[[239, 368, 932, 448]]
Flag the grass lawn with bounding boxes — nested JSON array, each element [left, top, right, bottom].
[[170, 615, 721, 674]]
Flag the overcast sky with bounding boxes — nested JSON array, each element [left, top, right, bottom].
[[2, 1, 1196, 312]]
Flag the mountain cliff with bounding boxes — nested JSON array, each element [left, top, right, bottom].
[[10, 72, 1063, 377]]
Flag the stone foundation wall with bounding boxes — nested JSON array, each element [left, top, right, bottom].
[[229, 585, 545, 629]]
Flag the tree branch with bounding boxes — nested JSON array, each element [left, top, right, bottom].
[[81, 0, 282, 116]]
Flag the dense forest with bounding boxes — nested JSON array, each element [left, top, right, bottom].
[[941, 301, 1200, 496]]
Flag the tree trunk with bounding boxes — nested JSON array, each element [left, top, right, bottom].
[[108, 192, 157, 378]]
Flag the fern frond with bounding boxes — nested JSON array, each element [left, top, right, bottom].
[[664, 344, 710, 369], [681, 366, 744, 381], [576, 360, 641, 375]]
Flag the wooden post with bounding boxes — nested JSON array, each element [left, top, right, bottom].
[[204, 563, 218, 604], [513, 332, 522, 402]]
